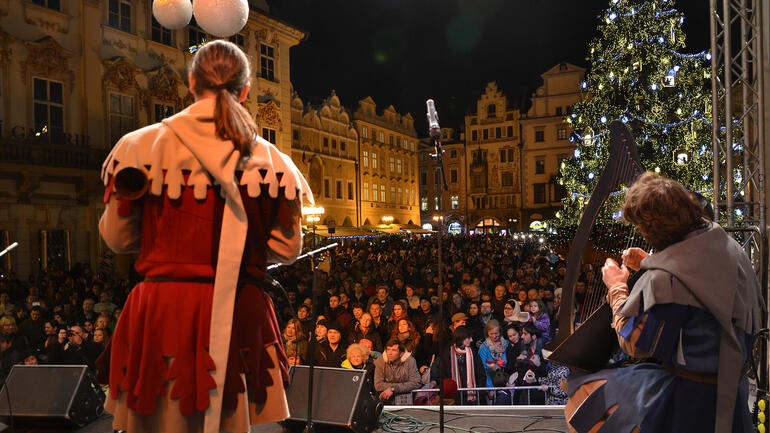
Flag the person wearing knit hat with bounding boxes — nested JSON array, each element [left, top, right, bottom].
[[314, 321, 347, 368]]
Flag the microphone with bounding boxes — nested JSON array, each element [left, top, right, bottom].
[[426, 99, 441, 138], [0, 242, 18, 258]]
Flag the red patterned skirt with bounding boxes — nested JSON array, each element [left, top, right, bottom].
[[103, 280, 289, 428]]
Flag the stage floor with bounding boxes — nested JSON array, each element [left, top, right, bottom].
[[0, 405, 569, 433]]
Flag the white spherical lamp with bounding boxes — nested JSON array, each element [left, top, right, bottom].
[[152, 0, 193, 30], [193, 0, 250, 38]]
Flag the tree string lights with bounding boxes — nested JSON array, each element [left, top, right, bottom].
[[552, 0, 715, 248]]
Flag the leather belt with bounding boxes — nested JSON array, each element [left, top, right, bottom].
[[664, 363, 718, 385]]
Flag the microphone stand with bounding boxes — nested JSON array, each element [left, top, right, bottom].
[[268, 243, 339, 433], [430, 125, 449, 433]]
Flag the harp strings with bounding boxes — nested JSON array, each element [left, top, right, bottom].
[[575, 156, 641, 323]]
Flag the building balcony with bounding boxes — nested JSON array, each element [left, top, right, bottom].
[[0, 136, 107, 170]]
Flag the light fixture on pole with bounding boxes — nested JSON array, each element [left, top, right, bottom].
[[302, 206, 325, 249]]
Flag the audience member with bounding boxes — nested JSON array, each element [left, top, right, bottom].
[[373, 339, 421, 405]]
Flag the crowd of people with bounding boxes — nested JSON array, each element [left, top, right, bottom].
[[271, 234, 576, 406], [0, 233, 585, 406], [0, 264, 131, 383]]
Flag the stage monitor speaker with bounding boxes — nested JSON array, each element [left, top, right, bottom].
[[0, 365, 106, 429], [285, 365, 381, 433]]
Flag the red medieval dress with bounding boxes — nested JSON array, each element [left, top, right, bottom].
[[98, 99, 313, 433]]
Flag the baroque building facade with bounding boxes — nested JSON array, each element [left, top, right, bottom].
[[418, 128, 467, 233], [464, 82, 522, 233], [290, 89, 359, 229], [352, 97, 420, 228], [520, 63, 584, 228], [0, 0, 304, 277]]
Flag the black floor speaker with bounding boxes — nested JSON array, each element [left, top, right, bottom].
[[0, 365, 106, 429], [284, 365, 382, 433]]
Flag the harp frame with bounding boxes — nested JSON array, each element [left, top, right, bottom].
[[548, 120, 645, 351]]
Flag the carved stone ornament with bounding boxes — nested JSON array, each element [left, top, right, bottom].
[[257, 99, 282, 130], [0, 26, 16, 64], [143, 65, 183, 111], [102, 57, 140, 94], [20, 37, 74, 88]]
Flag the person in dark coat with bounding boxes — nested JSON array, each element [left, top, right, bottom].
[[314, 322, 347, 368], [430, 326, 486, 405]]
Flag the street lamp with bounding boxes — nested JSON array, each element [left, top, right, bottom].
[[302, 206, 325, 248]]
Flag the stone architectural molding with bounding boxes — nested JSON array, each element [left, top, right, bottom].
[[102, 56, 140, 95], [257, 98, 282, 130], [0, 26, 15, 65], [143, 65, 184, 111], [20, 37, 74, 89]]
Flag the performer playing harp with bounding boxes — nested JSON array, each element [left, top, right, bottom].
[[98, 40, 313, 433], [565, 172, 764, 433]]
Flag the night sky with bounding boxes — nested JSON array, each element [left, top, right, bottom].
[[268, 0, 710, 134]]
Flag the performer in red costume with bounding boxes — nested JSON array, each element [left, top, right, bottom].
[[98, 40, 313, 433]]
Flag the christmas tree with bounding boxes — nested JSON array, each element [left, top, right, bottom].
[[552, 0, 713, 247]]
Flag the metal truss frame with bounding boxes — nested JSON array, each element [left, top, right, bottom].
[[710, 0, 769, 418]]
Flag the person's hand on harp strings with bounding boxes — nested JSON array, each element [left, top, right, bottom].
[[621, 247, 649, 272], [603, 258, 630, 315]]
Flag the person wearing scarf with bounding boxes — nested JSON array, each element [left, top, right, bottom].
[[430, 326, 486, 405], [478, 319, 508, 389]]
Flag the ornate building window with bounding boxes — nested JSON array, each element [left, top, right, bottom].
[[340, 140, 346, 152], [500, 149, 507, 163], [108, 0, 132, 33], [372, 152, 378, 169], [229, 33, 245, 49], [324, 178, 330, 198], [151, 16, 173, 46], [336, 180, 342, 199], [260, 44, 275, 81], [483, 129, 489, 140], [487, 104, 496, 118], [361, 126, 369, 139], [434, 196, 439, 210], [372, 183, 377, 201], [154, 103, 174, 122], [34, 78, 64, 137], [535, 129, 545, 142], [389, 157, 394, 173], [451, 195, 459, 209], [421, 197, 428, 211], [420, 171, 427, 186], [109, 92, 134, 145], [501, 171, 514, 187], [32, 0, 60, 11], [396, 159, 402, 174], [450, 169, 458, 183], [363, 183, 369, 201], [472, 130, 478, 141], [557, 127, 568, 140], [188, 18, 208, 49], [390, 186, 396, 203], [348, 182, 354, 200], [535, 158, 545, 174], [362, 150, 369, 168], [397, 187, 402, 204], [507, 125, 513, 137], [496, 127, 501, 138], [380, 184, 385, 202], [534, 183, 546, 203], [262, 128, 276, 144], [378, 131, 385, 143]]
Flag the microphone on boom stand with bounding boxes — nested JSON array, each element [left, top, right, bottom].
[[426, 99, 447, 433]]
